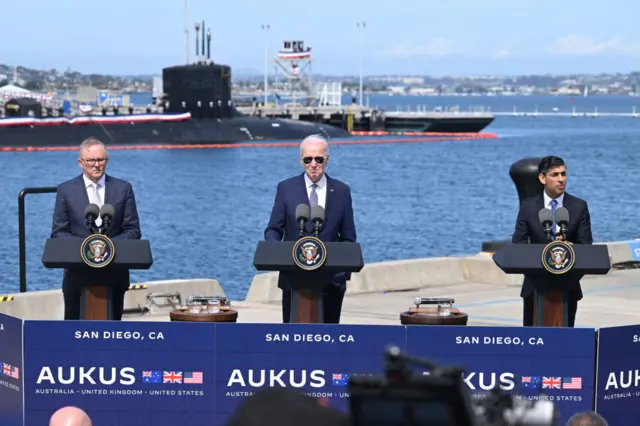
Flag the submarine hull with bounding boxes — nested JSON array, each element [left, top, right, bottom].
[[0, 116, 350, 148]]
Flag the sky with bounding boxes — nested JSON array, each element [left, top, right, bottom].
[[2, 0, 640, 77]]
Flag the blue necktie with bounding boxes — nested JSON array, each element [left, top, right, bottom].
[[550, 199, 558, 238]]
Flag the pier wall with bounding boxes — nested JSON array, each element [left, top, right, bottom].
[[0, 240, 636, 320]]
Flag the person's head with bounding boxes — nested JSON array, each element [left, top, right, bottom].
[[49, 406, 92, 426], [538, 155, 566, 199], [78, 137, 108, 183], [566, 411, 608, 426], [300, 135, 329, 183]]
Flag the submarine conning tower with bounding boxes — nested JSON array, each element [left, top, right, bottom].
[[161, 19, 236, 120]]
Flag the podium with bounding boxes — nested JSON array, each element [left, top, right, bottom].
[[253, 238, 364, 323], [493, 242, 611, 327], [42, 236, 153, 320]]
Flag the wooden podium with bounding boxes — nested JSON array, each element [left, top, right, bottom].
[[492, 242, 611, 327], [42, 237, 153, 320], [253, 238, 364, 323]]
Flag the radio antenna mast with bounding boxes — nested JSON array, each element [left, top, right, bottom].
[[183, 0, 189, 64]]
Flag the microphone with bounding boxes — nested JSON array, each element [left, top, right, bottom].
[[295, 204, 310, 238], [555, 207, 570, 242], [84, 203, 100, 234], [99, 204, 115, 234], [538, 208, 554, 242], [310, 205, 325, 237]]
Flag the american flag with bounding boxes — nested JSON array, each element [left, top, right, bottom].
[[562, 377, 582, 390], [10, 366, 19, 380], [163, 371, 182, 384], [542, 377, 561, 390], [184, 372, 203, 384]]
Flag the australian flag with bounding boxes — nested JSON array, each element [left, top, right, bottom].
[[142, 370, 162, 384], [521, 376, 541, 389], [332, 373, 349, 386]]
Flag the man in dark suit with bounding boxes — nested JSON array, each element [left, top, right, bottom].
[[264, 134, 357, 324], [51, 137, 142, 320], [512, 155, 593, 327]]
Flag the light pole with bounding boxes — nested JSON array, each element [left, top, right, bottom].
[[261, 24, 270, 106], [357, 21, 366, 106]]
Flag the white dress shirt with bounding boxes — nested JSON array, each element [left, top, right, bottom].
[[304, 173, 327, 208], [83, 174, 105, 227], [543, 191, 564, 210]]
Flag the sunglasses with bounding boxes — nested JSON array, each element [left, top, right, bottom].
[[303, 156, 325, 164]]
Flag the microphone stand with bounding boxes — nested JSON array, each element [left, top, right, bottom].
[[559, 224, 568, 242], [99, 217, 111, 235], [86, 217, 99, 234], [298, 219, 307, 238], [312, 221, 322, 238]]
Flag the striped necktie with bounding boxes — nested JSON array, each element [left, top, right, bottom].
[[309, 183, 318, 207]]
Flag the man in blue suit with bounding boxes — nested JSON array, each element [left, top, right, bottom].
[[264, 134, 357, 324], [512, 156, 593, 327], [51, 137, 142, 320]]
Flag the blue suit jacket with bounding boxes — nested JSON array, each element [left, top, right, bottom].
[[512, 192, 593, 300], [264, 173, 357, 291], [51, 174, 142, 291]]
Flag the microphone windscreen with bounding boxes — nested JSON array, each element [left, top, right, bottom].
[[84, 203, 100, 219], [295, 204, 310, 221], [555, 207, 570, 224], [100, 203, 115, 219], [310, 205, 325, 222], [538, 208, 553, 224]]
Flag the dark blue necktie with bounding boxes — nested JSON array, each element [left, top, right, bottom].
[[550, 199, 558, 239]]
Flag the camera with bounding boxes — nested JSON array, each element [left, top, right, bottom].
[[347, 345, 558, 426]]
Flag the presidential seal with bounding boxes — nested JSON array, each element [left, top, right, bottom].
[[292, 236, 327, 271], [80, 234, 115, 268], [541, 240, 575, 274]]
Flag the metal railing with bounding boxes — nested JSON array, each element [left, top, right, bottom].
[[18, 186, 57, 293]]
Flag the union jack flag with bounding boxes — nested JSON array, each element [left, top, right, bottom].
[[163, 371, 182, 384], [542, 377, 561, 390]]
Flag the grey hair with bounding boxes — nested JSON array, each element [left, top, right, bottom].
[[78, 137, 108, 159], [299, 134, 329, 157], [566, 412, 608, 426]]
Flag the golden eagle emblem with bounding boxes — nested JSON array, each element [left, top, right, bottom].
[[89, 240, 108, 263], [80, 234, 115, 268], [292, 236, 327, 271], [551, 247, 568, 268]]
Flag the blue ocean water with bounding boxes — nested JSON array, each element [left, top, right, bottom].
[[0, 94, 639, 300]]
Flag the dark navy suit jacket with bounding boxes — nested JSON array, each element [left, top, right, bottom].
[[512, 192, 593, 300], [51, 174, 142, 292], [264, 173, 357, 291]]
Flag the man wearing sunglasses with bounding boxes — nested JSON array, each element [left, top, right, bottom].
[[51, 137, 142, 321], [264, 134, 357, 324]]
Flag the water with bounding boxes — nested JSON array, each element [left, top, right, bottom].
[[1, 95, 639, 300]]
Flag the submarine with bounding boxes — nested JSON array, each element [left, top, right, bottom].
[[0, 20, 494, 149], [0, 21, 350, 149]]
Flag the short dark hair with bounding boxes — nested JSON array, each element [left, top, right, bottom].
[[566, 411, 608, 426], [538, 156, 565, 175]]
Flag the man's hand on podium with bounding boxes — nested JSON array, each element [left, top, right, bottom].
[[554, 234, 572, 244]]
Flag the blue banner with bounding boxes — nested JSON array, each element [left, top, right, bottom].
[[7, 320, 610, 426], [23, 320, 216, 426], [0, 313, 24, 426], [406, 325, 596, 426], [215, 323, 406, 426], [596, 325, 640, 425]]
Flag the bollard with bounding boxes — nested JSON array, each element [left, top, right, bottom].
[[481, 157, 543, 252]]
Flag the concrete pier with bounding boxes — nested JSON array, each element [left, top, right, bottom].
[[1, 239, 638, 327]]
